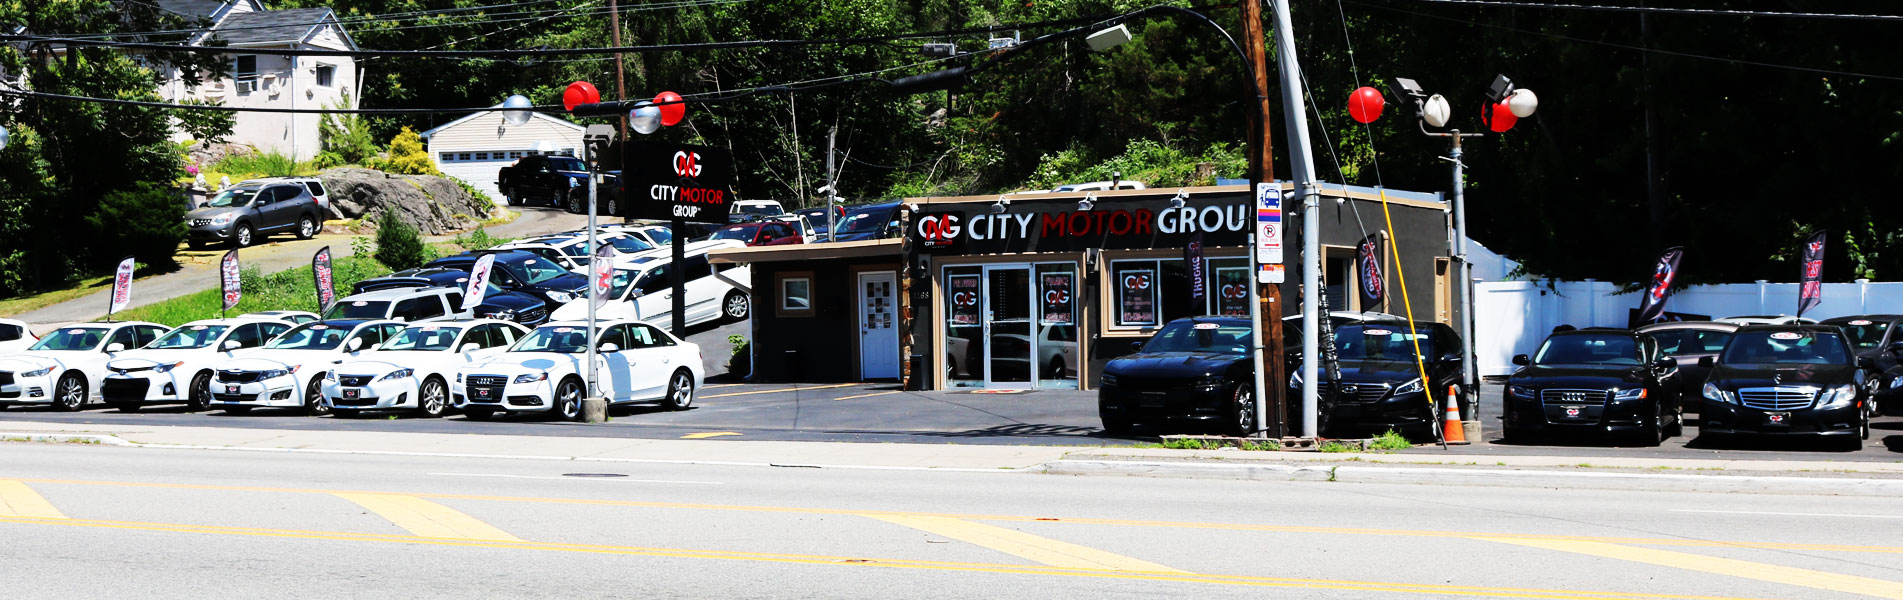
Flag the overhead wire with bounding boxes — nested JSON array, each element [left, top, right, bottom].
[[1386, 0, 1903, 22]]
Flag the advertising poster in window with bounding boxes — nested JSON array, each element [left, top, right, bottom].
[[1118, 268, 1157, 325], [948, 275, 981, 325], [1215, 267, 1250, 317], [1040, 273, 1073, 324]]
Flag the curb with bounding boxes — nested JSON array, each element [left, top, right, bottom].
[[1038, 460, 1903, 496], [0, 432, 134, 447]]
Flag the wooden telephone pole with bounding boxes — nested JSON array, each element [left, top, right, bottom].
[[1238, 0, 1286, 438], [609, 0, 628, 139]]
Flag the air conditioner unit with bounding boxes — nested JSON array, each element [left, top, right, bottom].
[[234, 79, 258, 94]]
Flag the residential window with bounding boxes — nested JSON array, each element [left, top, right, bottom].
[[233, 55, 258, 94], [458, 153, 472, 161], [777, 273, 814, 317], [314, 63, 335, 87], [509, 151, 523, 159], [440, 153, 455, 162], [474, 152, 489, 160]]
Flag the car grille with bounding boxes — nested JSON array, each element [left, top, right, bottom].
[[517, 307, 548, 324], [191, 219, 212, 226], [466, 381, 507, 404], [1320, 381, 1391, 403], [216, 370, 262, 383], [1540, 388, 1610, 405], [212, 393, 252, 403], [339, 375, 373, 387], [109, 365, 154, 375], [1109, 376, 1194, 393], [0, 372, 13, 386], [1737, 386, 1817, 411], [333, 397, 378, 407], [467, 375, 508, 387], [102, 378, 149, 400]]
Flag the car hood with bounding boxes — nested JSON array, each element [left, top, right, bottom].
[[187, 207, 246, 220], [478, 292, 545, 312], [1510, 365, 1646, 387], [1106, 352, 1247, 378], [524, 272, 589, 293], [108, 348, 220, 366], [0, 353, 71, 372], [830, 231, 885, 242], [221, 356, 301, 372], [332, 358, 411, 377], [1709, 363, 1855, 388], [463, 353, 582, 375]]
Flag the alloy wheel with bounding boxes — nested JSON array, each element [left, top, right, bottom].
[[305, 378, 330, 416], [55, 375, 84, 411], [420, 379, 447, 417], [725, 293, 750, 320], [669, 372, 694, 410], [558, 380, 582, 420], [297, 217, 316, 239], [187, 372, 211, 410], [235, 225, 253, 247], [1228, 386, 1256, 437]]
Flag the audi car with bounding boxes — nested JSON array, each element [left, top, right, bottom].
[[452, 319, 703, 421], [323, 320, 528, 418], [1097, 317, 1257, 437], [1502, 328, 1683, 446], [1697, 325, 1872, 449], [1291, 320, 1462, 439]]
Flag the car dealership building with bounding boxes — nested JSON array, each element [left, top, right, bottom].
[[709, 183, 1457, 392]]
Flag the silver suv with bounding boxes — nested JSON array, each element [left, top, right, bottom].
[[187, 182, 327, 248]]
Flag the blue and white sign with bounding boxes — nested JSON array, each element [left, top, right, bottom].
[[1255, 183, 1285, 283]]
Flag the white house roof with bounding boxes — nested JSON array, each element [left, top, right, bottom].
[[418, 106, 586, 139]]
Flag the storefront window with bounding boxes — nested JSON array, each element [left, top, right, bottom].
[[1036, 263, 1079, 389], [1111, 259, 1192, 327], [1208, 258, 1250, 317], [945, 266, 984, 387]]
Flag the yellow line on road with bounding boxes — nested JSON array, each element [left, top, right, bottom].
[[1479, 537, 1903, 600], [700, 383, 861, 399], [836, 390, 902, 401], [867, 514, 1186, 573], [703, 384, 744, 389], [680, 432, 742, 439], [334, 493, 521, 541], [0, 515, 1786, 599], [0, 480, 65, 519]]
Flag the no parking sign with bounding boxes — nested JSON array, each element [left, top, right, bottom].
[[1255, 183, 1284, 283]]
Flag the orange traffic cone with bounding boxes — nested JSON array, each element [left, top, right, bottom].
[[1442, 385, 1469, 445]]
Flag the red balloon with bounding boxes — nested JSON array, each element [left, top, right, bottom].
[[562, 81, 600, 112], [655, 91, 686, 126], [1485, 100, 1518, 133], [1348, 86, 1385, 124]]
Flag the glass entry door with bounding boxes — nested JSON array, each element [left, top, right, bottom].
[[942, 262, 1079, 390], [984, 266, 1033, 388]]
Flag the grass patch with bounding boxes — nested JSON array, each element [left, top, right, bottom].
[[1368, 429, 1413, 451], [449, 227, 513, 252], [1318, 441, 1360, 453], [1140, 437, 1282, 451], [0, 273, 116, 317], [110, 256, 389, 326], [210, 151, 318, 179]]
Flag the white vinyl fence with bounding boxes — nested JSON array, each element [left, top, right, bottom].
[[1474, 279, 1898, 376]]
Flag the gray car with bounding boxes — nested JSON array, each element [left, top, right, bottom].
[[187, 183, 326, 248]]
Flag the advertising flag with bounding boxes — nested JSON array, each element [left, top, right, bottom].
[[1633, 247, 1684, 326], [108, 256, 135, 318], [1355, 234, 1385, 309], [461, 253, 496, 311], [592, 243, 616, 310], [1797, 231, 1826, 317], [311, 246, 335, 314], [219, 249, 241, 312], [1185, 233, 1206, 307]]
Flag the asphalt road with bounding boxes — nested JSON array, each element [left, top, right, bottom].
[[2, 442, 1900, 599]]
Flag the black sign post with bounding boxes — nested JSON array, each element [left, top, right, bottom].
[[623, 141, 739, 336]]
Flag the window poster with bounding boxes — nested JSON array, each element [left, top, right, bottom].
[[1118, 268, 1157, 326], [1215, 267, 1250, 317], [1040, 272, 1074, 324], [948, 275, 981, 325]]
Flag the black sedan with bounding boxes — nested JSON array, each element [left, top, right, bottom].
[[355, 268, 550, 327], [426, 250, 589, 310], [1636, 321, 1738, 414], [1098, 317, 1256, 437], [1292, 320, 1462, 439], [1503, 328, 1683, 446], [1821, 314, 1903, 417], [1697, 325, 1872, 449]]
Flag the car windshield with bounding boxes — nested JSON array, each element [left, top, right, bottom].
[[326, 300, 391, 320], [1835, 321, 1889, 349], [549, 157, 585, 171], [607, 269, 638, 299], [205, 187, 262, 208], [642, 228, 672, 244], [265, 323, 354, 350], [149, 325, 229, 350], [1533, 334, 1639, 366], [837, 208, 892, 234], [29, 327, 109, 351], [801, 214, 827, 229], [513, 256, 570, 285], [512, 326, 589, 353], [1648, 328, 1733, 356], [1141, 321, 1252, 354], [1336, 324, 1438, 361], [711, 226, 758, 241], [605, 236, 653, 254], [1720, 330, 1851, 365], [735, 204, 782, 216], [380, 325, 464, 351]]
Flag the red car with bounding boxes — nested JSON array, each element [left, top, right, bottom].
[[710, 221, 804, 246]]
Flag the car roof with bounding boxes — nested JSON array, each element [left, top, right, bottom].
[[1822, 315, 1903, 323], [1736, 323, 1843, 332], [338, 286, 447, 301], [177, 318, 276, 327], [1547, 328, 1638, 337], [304, 319, 376, 329], [1636, 321, 1740, 332]]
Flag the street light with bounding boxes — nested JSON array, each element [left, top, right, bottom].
[[501, 94, 532, 126]]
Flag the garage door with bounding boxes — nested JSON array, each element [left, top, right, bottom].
[[434, 151, 513, 204]]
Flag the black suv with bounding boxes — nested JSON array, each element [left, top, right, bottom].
[[1698, 325, 1873, 449], [1294, 320, 1463, 439], [1503, 328, 1683, 445], [1821, 315, 1903, 417], [354, 268, 550, 327], [1098, 317, 1257, 436], [187, 183, 325, 248], [496, 154, 589, 207], [425, 250, 589, 310]]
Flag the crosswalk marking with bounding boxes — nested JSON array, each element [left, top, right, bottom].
[[1478, 537, 1903, 600], [867, 514, 1186, 573], [335, 493, 521, 541], [0, 480, 65, 519]]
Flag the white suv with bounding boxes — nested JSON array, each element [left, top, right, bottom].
[[0, 322, 170, 411], [101, 318, 293, 411], [550, 240, 752, 326], [453, 319, 702, 420], [324, 286, 474, 322], [322, 319, 528, 417], [496, 233, 657, 273], [0, 318, 39, 355], [209, 319, 407, 415]]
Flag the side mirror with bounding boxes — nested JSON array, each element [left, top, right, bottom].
[[1130, 341, 1146, 352], [1698, 356, 1715, 368], [222, 340, 241, 351], [104, 343, 126, 353], [1655, 356, 1677, 369], [460, 343, 480, 354], [1889, 340, 1903, 354], [346, 338, 364, 351], [598, 342, 620, 353], [1857, 356, 1875, 369], [1438, 352, 1460, 363], [197, 202, 208, 209], [1511, 354, 1530, 366]]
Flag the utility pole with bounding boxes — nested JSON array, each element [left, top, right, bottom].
[[1238, 0, 1283, 438], [1269, 0, 1325, 438], [825, 126, 838, 240], [608, 0, 628, 139]]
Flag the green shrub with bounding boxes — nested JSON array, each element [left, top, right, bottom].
[[372, 210, 432, 270], [1369, 429, 1414, 451], [85, 183, 186, 271], [727, 339, 751, 378], [377, 127, 440, 176], [212, 151, 305, 178], [450, 227, 510, 251], [449, 176, 496, 211], [318, 92, 379, 166]]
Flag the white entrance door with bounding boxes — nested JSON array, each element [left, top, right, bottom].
[[858, 271, 901, 380]]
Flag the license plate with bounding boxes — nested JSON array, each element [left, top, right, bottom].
[[476, 388, 492, 398], [1563, 405, 1583, 418], [343, 389, 360, 399], [225, 385, 239, 394], [1765, 411, 1791, 425], [1139, 392, 1167, 408]]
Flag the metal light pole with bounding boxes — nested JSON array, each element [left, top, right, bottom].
[[1269, 0, 1325, 438]]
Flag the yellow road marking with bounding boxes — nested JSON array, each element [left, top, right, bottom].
[[700, 383, 861, 399], [836, 390, 901, 401], [1479, 537, 1903, 600], [0, 480, 65, 519], [334, 493, 521, 541], [0, 515, 1785, 599], [680, 432, 742, 439], [868, 514, 1185, 573], [704, 383, 744, 389], [15, 477, 1903, 556]]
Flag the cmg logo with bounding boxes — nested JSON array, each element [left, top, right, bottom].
[[916, 214, 962, 247], [672, 151, 703, 178]]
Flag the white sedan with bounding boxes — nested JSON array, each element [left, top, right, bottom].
[[322, 319, 528, 417], [453, 319, 702, 421], [0, 322, 171, 411], [101, 318, 294, 411], [0, 318, 40, 355], [209, 319, 407, 415]]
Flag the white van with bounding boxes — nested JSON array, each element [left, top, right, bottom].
[[550, 240, 752, 327]]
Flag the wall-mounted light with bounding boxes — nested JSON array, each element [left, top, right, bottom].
[[989, 196, 1010, 214], [1169, 189, 1188, 209], [1077, 192, 1096, 212]]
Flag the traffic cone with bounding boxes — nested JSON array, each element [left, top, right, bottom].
[[1442, 384, 1469, 445]]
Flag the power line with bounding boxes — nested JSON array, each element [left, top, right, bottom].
[[1388, 0, 1903, 22], [46, 0, 585, 40]]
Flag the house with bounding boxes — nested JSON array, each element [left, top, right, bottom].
[[418, 108, 586, 203], [154, 0, 360, 161]]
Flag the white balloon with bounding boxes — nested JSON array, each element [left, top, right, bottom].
[[1507, 88, 1540, 118], [629, 101, 662, 135], [501, 94, 532, 126], [1422, 94, 1452, 128], [0, 124, 9, 151]]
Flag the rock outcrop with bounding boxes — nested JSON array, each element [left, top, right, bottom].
[[318, 168, 493, 234]]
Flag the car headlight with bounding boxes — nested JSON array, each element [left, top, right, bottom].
[[379, 369, 413, 382], [546, 291, 575, 303], [260, 368, 290, 379], [1702, 382, 1734, 404], [1194, 376, 1227, 391], [514, 372, 548, 384], [211, 214, 232, 226], [568, 178, 580, 188], [1507, 384, 1536, 399], [1612, 387, 1648, 401], [1288, 369, 1302, 389], [1817, 384, 1858, 409], [325, 370, 337, 381], [1393, 378, 1425, 395], [1099, 373, 1118, 387], [20, 367, 54, 378], [152, 361, 184, 374], [456, 373, 464, 383]]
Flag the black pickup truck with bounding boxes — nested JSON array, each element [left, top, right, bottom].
[[495, 155, 590, 207]]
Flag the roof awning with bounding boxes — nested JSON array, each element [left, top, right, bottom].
[[709, 238, 902, 264]]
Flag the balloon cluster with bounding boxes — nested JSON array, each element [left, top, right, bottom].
[[1346, 84, 1537, 132]]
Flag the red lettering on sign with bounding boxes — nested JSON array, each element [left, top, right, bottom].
[[1134, 209, 1153, 234], [1040, 213, 1066, 238], [1108, 210, 1131, 235]]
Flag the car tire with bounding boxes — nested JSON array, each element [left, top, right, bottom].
[[723, 292, 750, 321], [418, 377, 448, 418], [1226, 385, 1258, 438], [1100, 414, 1132, 435], [1633, 409, 1665, 447], [605, 195, 620, 217], [295, 215, 318, 240], [303, 377, 330, 416], [504, 190, 518, 206], [665, 369, 695, 411], [232, 223, 254, 248], [567, 191, 584, 214], [464, 407, 496, 421], [1043, 356, 1066, 381], [554, 377, 583, 421], [112, 402, 140, 413], [52, 373, 86, 412], [186, 371, 212, 411], [223, 407, 252, 415]]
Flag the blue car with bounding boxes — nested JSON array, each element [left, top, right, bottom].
[[354, 268, 550, 327], [829, 202, 903, 242], [425, 250, 589, 311]]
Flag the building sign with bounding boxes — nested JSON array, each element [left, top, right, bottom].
[[1118, 268, 1157, 326], [1215, 267, 1250, 317], [948, 275, 981, 325], [1040, 272, 1073, 324], [622, 141, 737, 224], [910, 194, 1249, 254]]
